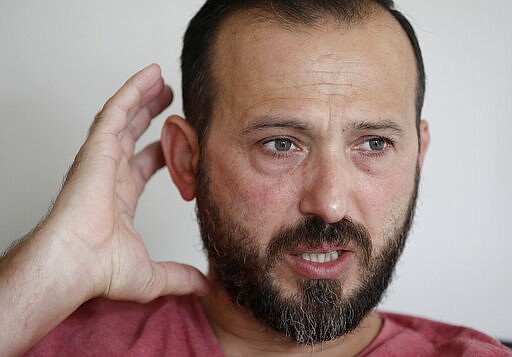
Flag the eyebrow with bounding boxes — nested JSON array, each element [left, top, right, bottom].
[[241, 117, 313, 135], [350, 120, 405, 136], [241, 117, 406, 137]]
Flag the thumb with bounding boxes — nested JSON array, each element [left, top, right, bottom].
[[147, 261, 210, 299]]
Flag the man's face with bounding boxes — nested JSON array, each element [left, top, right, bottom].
[[195, 9, 425, 344]]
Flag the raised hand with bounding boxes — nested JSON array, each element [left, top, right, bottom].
[[49, 64, 208, 301], [0, 64, 208, 356]]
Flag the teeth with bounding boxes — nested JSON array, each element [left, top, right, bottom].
[[300, 251, 339, 263]]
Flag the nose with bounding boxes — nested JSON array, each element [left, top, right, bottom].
[[299, 155, 349, 224]]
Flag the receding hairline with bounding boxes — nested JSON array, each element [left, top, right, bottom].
[[208, 3, 418, 109], [232, 1, 384, 28], [210, 2, 390, 53], [181, 0, 425, 146]]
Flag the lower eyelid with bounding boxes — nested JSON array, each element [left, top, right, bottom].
[[354, 145, 392, 159]]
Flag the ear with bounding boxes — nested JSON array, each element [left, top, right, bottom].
[[161, 115, 200, 201], [418, 119, 430, 170]]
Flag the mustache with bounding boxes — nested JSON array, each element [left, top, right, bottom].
[[266, 216, 373, 269]]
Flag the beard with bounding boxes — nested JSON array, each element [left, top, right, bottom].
[[195, 158, 420, 345]]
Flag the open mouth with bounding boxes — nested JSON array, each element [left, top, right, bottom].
[[297, 250, 341, 263], [286, 247, 355, 280]]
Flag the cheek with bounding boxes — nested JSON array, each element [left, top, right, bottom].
[[208, 149, 300, 240], [353, 168, 416, 247]]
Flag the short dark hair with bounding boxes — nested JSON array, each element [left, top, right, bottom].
[[182, 0, 425, 145]]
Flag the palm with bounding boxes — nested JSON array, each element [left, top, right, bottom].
[[50, 65, 207, 301]]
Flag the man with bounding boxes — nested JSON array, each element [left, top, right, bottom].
[[0, 0, 509, 355]]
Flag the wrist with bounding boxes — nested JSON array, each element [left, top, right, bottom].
[[0, 219, 100, 355], [32, 218, 103, 302]]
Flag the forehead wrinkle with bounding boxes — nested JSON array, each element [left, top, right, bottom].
[[307, 69, 367, 76], [309, 52, 367, 67], [271, 83, 369, 95], [234, 96, 328, 128], [301, 61, 373, 92]]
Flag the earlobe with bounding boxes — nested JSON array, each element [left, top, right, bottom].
[[418, 119, 430, 169], [161, 115, 200, 201]]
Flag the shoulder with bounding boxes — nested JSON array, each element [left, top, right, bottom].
[[25, 295, 223, 356], [361, 312, 512, 357], [50, 294, 206, 338]]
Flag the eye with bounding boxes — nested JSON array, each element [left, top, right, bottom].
[[253, 136, 305, 175], [263, 138, 296, 153], [360, 137, 390, 152]]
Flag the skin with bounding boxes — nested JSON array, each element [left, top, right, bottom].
[[0, 6, 429, 357], [164, 7, 429, 356]]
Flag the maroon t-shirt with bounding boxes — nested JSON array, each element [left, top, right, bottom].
[[26, 295, 511, 356]]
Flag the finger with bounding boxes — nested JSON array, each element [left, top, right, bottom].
[[119, 129, 137, 161], [118, 85, 172, 158], [128, 85, 173, 141], [130, 141, 166, 195], [92, 64, 163, 136], [150, 262, 210, 298]]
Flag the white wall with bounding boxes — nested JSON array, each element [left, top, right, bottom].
[[1, 0, 510, 341]]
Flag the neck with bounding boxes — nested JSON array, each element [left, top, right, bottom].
[[200, 272, 383, 357]]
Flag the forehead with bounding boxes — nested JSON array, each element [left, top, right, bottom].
[[210, 7, 418, 130]]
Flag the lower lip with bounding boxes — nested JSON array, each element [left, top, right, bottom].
[[284, 251, 355, 280]]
